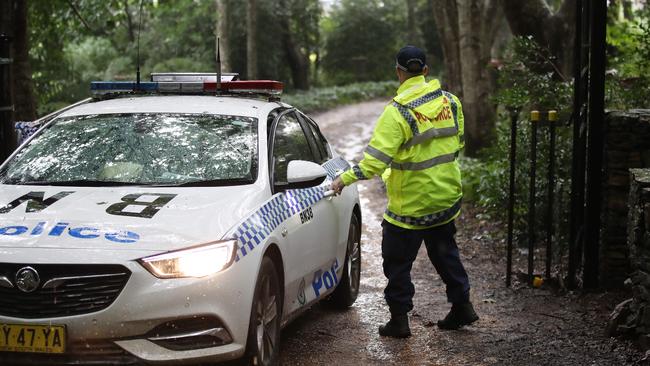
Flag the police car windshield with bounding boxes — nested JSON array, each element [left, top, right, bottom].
[[0, 113, 258, 187]]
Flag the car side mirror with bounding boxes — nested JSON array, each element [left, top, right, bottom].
[[285, 160, 327, 190]]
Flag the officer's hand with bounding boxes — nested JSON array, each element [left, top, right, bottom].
[[330, 176, 345, 195]]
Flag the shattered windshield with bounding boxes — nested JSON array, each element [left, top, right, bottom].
[[0, 113, 258, 186]]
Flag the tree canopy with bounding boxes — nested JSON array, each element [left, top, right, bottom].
[[7, 0, 650, 154]]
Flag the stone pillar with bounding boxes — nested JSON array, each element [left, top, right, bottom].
[[607, 169, 650, 348], [601, 110, 650, 287]]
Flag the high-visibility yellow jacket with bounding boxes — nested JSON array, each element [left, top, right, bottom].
[[340, 75, 464, 229]]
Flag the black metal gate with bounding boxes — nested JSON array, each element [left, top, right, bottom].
[[569, 0, 607, 289], [505, 0, 608, 289]]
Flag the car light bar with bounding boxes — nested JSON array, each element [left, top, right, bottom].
[[150, 72, 239, 82], [91, 82, 159, 93], [90, 80, 283, 96], [204, 80, 284, 93]]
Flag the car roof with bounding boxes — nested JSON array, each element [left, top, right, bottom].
[[57, 95, 283, 119]]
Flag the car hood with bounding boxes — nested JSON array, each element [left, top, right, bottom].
[[0, 184, 268, 260]]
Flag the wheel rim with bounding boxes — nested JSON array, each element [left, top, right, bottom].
[[347, 219, 361, 296], [255, 273, 278, 365]]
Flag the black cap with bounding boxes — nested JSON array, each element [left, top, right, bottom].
[[396, 45, 426, 73]]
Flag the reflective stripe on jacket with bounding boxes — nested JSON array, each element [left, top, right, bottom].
[[340, 75, 464, 229]]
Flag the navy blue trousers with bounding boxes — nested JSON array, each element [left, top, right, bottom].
[[381, 219, 470, 315]]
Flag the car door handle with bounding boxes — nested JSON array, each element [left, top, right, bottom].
[[323, 190, 337, 198]]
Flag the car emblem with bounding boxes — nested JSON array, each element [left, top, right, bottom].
[[15, 267, 40, 293]]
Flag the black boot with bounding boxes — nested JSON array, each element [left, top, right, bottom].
[[437, 302, 479, 330], [379, 313, 411, 338]]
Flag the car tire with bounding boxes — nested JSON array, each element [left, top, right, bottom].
[[328, 214, 361, 308], [243, 256, 282, 366]]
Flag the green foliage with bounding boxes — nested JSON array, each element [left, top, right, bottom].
[[225, 0, 283, 80], [29, 0, 125, 113], [320, 0, 407, 85], [463, 37, 574, 250], [606, 6, 650, 109], [27, 0, 326, 115], [225, 0, 321, 86], [319, 0, 444, 84], [494, 37, 573, 110], [29, 0, 78, 114], [416, 0, 444, 76], [63, 37, 119, 103], [461, 7, 650, 257], [283, 0, 321, 59], [283, 81, 398, 113], [141, 0, 216, 74]]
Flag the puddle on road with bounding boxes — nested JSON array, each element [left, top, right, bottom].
[[317, 101, 406, 364], [282, 100, 449, 365], [352, 183, 394, 363]]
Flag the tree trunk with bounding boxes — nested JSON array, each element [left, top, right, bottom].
[[312, 25, 320, 87], [216, 0, 230, 72], [434, 0, 499, 156], [491, 13, 511, 57], [122, 0, 135, 43], [503, 0, 576, 78], [458, 0, 495, 156], [280, 31, 309, 90], [432, 0, 463, 97], [548, 0, 576, 79], [66, 0, 107, 37], [278, 0, 309, 90], [406, 0, 420, 44], [246, 0, 258, 79], [481, 0, 503, 57], [622, 0, 633, 20], [12, 0, 37, 121]]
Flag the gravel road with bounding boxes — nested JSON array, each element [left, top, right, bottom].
[[277, 100, 644, 366]]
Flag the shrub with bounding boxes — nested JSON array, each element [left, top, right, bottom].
[[462, 37, 574, 254]]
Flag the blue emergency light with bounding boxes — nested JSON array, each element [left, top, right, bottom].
[[91, 81, 158, 93], [90, 73, 283, 97]]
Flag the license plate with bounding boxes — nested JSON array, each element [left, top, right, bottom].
[[0, 324, 66, 353]]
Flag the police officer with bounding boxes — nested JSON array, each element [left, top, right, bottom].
[[331, 45, 478, 338]]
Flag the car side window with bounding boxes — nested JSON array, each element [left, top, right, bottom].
[[272, 112, 317, 186], [267, 108, 282, 137], [317, 130, 332, 160], [298, 113, 331, 163]]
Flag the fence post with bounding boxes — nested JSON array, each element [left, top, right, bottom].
[[546, 110, 558, 279], [528, 110, 540, 285], [506, 108, 519, 287], [583, 0, 607, 289]]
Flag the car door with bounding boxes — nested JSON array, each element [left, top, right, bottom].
[[298, 112, 350, 268], [270, 111, 339, 309]]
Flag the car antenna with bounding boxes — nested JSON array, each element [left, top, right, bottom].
[[216, 37, 222, 94], [135, 0, 144, 91]]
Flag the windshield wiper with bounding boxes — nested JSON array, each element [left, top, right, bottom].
[[10, 180, 149, 187]]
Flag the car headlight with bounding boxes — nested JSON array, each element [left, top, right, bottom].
[[139, 239, 237, 278]]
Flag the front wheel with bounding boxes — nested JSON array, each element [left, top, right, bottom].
[[243, 256, 281, 366], [328, 214, 361, 308]]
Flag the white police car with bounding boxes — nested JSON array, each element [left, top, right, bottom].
[[0, 73, 361, 365]]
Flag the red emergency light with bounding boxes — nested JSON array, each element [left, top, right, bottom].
[[204, 80, 284, 95], [91, 73, 284, 97]]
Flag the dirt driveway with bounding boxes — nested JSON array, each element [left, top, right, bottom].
[[278, 100, 644, 366]]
